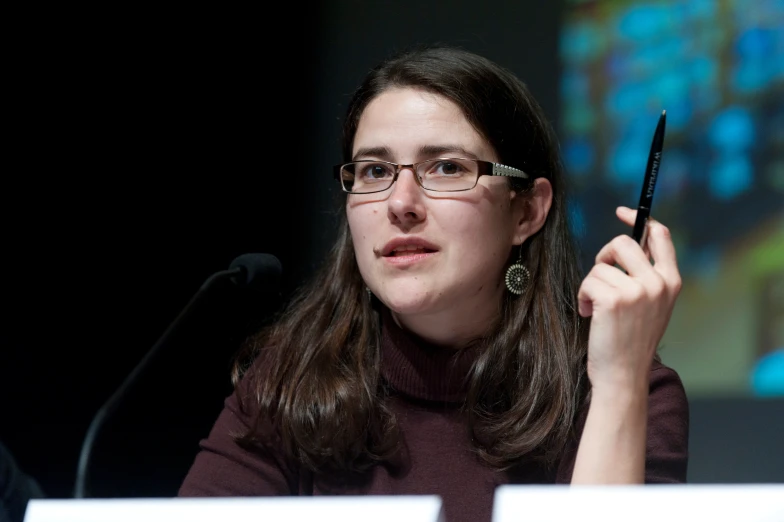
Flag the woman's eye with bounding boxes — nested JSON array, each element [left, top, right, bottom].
[[426, 161, 465, 177], [439, 162, 460, 175], [369, 166, 388, 178], [360, 163, 392, 180]]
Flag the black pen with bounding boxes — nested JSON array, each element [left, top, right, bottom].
[[632, 110, 666, 246]]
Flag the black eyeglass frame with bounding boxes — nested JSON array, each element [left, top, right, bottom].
[[332, 157, 531, 194]]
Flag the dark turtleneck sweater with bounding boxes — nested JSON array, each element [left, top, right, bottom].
[[179, 311, 689, 522]]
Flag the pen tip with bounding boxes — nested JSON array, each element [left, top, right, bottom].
[[662, 109, 666, 116]]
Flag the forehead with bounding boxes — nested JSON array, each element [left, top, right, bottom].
[[353, 87, 494, 160]]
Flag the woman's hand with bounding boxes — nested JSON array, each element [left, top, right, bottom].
[[577, 206, 682, 395]]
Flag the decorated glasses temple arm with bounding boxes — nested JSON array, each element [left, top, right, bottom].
[[489, 162, 529, 180]]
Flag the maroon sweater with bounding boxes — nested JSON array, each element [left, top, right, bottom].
[[179, 313, 689, 522]]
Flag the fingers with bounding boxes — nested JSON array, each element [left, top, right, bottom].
[[595, 233, 651, 276], [577, 275, 603, 317], [616, 205, 652, 255], [645, 218, 682, 293], [590, 262, 628, 288], [591, 212, 681, 306], [616, 205, 636, 226], [578, 263, 644, 317]]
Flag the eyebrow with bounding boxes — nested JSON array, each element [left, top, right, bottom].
[[352, 144, 480, 162]]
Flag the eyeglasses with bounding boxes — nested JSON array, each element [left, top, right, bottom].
[[333, 157, 530, 194]]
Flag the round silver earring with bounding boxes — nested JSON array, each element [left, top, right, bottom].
[[505, 246, 530, 295]]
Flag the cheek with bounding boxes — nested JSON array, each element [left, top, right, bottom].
[[441, 203, 510, 245], [441, 207, 513, 271], [346, 206, 377, 259]]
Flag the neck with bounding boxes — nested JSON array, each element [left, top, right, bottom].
[[390, 283, 504, 348]]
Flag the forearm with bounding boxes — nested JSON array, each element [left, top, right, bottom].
[[571, 384, 648, 484]]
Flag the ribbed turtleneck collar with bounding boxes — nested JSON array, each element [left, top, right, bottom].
[[379, 307, 481, 403]]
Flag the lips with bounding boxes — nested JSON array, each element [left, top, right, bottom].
[[388, 246, 437, 257], [381, 237, 439, 257]]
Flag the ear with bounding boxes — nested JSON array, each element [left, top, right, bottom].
[[510, 177, 553, 245]]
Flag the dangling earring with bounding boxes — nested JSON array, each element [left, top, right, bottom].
[[505, 246, 530, 295]]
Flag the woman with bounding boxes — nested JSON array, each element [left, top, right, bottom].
[[179, 44, 688, 522]]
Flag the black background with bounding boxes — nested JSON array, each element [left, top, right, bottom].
[[2, 5, 321, 498]]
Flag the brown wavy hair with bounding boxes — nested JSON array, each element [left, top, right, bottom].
[[233, 43, 590, 476]]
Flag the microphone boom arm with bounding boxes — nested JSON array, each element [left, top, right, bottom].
[[72, 267, 241, 498]]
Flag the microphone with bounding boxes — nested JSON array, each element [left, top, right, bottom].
[[226, 252, 282, 289], [73, 253, 282, 498]]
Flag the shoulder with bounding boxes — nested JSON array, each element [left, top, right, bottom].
[[648, 359, 689, 418], [643, 359, 690, 483]]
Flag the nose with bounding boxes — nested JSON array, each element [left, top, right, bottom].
[[387, 167, 426, 228]]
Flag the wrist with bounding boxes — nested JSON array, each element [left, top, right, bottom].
[[590, 379, 649, 409], [589, 362, 652, 397]]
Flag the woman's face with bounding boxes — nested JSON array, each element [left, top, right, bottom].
[[346, 87, 530, 329]]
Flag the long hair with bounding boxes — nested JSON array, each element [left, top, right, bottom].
[[233, 43, 590, 474]]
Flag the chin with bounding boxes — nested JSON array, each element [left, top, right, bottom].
[[375, 286, 438, 315]]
